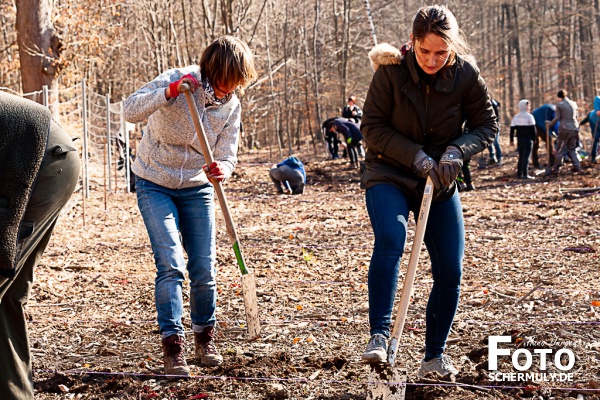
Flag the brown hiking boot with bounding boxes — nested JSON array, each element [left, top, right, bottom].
[[194, 326, 223, 366], [162, 334, 191, 377]]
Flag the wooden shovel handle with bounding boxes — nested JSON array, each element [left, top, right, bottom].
[[180, 83, 249, 275], [387, 175, 434, 366]]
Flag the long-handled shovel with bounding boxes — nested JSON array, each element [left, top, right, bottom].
[[544, 125, 553, 175], [387, 175, 435, 366], [181, 84, 260, 339], [366, 176, 435, 400]]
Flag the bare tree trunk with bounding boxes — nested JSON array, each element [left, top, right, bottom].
[[364, 0, 377, 46], [312, 0, 324, 141], [284, 0, 292, 155], [15, 0, 62, 113], [502, 4, 514, 110], [221, 0, 234, 34], [302, 3, 318, 157], [339, 0, 350, 104], [511, 1, 525, 99], [578, 0, 594, 100], [265, 0, 282, 159]]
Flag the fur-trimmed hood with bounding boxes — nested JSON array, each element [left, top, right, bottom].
[[368, 42, 478, 75], [368, 43, 403, 72]]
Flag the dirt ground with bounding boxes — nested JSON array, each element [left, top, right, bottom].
[[29, 142, 600, 399]]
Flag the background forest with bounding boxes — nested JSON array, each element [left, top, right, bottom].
[[1, 0, 600, 156]]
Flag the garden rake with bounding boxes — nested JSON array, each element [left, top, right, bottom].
[[181, 84, 260, 339]]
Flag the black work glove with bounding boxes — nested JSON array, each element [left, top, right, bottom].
[[437, 146, 463, 187], [412, 150, 441, 189]]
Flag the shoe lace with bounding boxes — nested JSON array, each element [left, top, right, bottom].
[[171, 349, 186, 366], [166, 342, 187, 366], [439, 355, 454, 371], [367, 334, 386, 351], [202, 340, 218, 356]]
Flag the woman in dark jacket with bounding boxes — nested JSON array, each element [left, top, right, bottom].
[[360, 5, 497, 378]]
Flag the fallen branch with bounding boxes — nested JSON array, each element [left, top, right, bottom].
[[559, 186, 600, 193], [514, 284, 543, 305], [485, 197, 541, 204], [418, 378, 491, 393]]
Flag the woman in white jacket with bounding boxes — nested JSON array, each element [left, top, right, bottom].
[[124, 36, 257, 376]]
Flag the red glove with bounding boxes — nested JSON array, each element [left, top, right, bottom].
[[168, 74, 199, 98], [203, 161, 226, 182]]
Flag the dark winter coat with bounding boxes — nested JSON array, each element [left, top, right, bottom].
[[360, 43, 497, 201], [0, 92, 51, 277]]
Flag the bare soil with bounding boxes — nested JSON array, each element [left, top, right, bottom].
[[30, 146, 600, 399]]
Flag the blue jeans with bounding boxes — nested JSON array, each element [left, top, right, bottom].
[[136, 177, 217, 338], [487, 135, 502, 162], [365, 184, 464, 359]]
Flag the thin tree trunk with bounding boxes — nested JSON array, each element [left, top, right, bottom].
[[284, 0, 292, 155], [364, 0, 377, 46], [511, 1, 525, 99], [265, 0, 282, 159], [312, 0, 323, 142], [302, 1, 318, 157]]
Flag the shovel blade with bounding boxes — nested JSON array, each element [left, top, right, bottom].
[[366, 365, 407, 400], [241, 271, 261, 338], [387, 338, 399, 366]]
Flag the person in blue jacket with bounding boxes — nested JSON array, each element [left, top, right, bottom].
[[532, 103, 559, 168], [580, 95, 600, 164], [269, 156, 306, 194]]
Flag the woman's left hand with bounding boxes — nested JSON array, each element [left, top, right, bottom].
[[437, 146, 463, 187], [203, 161, 226, 182]]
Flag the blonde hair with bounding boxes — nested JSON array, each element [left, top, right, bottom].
[[412, 5, 471, 67], [200, 36, 258, 90]]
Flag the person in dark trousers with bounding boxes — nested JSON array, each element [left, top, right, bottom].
[[546, 90, 581, 175], [123, 35, 258, 376], [359, 5, 497, 378], [458, 158, 475, 191], [487, 98, 503, 164], [531, 103, 558, 168], [327, 117, 364, 169], [510, 99, 537, 179], [342, 96, 363, 123], [322, 117, 341, 159], [269, 156, 306, 195], [579, 95, 600, 164], [0, 91, 80, 400]]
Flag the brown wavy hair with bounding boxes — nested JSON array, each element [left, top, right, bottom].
[[412, 5, 470, 71], [200, 36, 258, 91]]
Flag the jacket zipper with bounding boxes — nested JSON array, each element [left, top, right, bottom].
[[425, 85, 430, 138]]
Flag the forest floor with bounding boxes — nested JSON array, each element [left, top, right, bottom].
[[29, 143, 600, 400]]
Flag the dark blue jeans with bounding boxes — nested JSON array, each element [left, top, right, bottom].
[[365, 184, 464, 359]]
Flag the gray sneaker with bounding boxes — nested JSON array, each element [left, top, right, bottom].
[[417, 355, 459, 379], [361, 334, 388, 363]]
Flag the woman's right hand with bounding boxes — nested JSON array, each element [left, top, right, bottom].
[[166, 74, 200, 99], [412, 150, 441, 189]]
